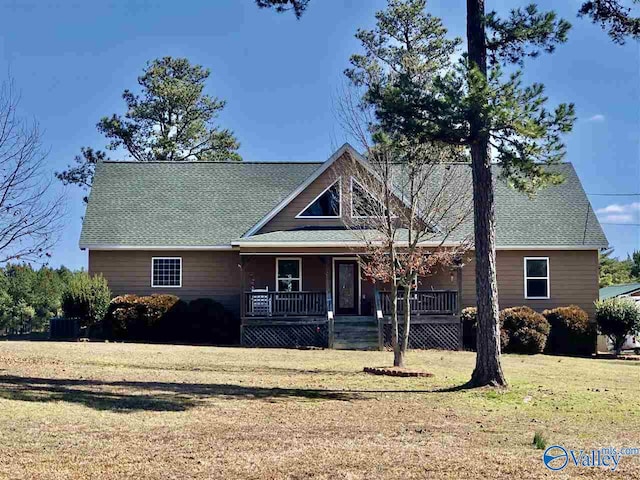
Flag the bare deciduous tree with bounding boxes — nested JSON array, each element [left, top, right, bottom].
[[0, 79, 64, 263], [337, 90, 472, 367]]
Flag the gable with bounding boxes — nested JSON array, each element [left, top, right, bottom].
[[257, 153, 348, 234], [254, 148, 439, 236], [296, 178, 342, 218]]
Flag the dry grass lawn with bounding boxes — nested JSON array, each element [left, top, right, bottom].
[[0, 341, 638, 479]]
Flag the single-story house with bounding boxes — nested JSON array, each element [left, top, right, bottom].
[[80, 144, 607, 350]]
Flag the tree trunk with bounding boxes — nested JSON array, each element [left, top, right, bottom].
[[399, 283, 412, 369], [466, 0, 507, 387], [391, 281, 402, 367]]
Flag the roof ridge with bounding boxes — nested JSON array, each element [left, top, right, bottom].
[[100, 160, 575, 166], [101, 160, 324, 165]]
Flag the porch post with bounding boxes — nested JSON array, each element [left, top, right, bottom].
[[324, 256, 334, 349], [456, 265, 463, 350], [240, 256, 246, 345]]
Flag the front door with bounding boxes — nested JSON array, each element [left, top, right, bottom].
[[334, 260, 359, 315]]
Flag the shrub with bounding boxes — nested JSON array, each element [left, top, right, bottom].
[[461, 307, 477, 350], [103, 295, 238, 344], [460, 306, 509, 352], [595, 298, 640, 355], [104, 294, 186, 341], [185, 298, 239, 344], [500, 306, 550, 354], [543, 305, 595, 356], [61, 273, 111, 329]]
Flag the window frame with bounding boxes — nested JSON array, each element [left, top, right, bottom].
[[151, 257, 182, 288], [350, 177, 387, 219], [295, 177, 342, 219], [275, 257, 303, 292], [523, 256, 550, 299]]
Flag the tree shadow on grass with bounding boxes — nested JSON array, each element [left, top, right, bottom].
[[0, 375, 361, 413]]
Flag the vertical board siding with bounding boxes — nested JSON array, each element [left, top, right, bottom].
[[461, 250, 599, 318]]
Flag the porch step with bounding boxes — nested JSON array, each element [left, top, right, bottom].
[[334, 316, 376, 324], [335, 327, 378, 336], [333, 341, 379, 350], [333, 316, 379, 350]]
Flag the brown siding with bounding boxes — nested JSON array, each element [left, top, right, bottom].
[[243, 255, 327, 292], [90, 248, 600, 320], [89, 250, 242, 315], [461, 250, 599, 318]]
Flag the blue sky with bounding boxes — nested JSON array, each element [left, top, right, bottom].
[[0, 0, 638, 270]]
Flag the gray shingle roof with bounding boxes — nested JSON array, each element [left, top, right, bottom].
[[80, 161, 321, 247], [236, 229, 395, 244], [80, 159, 607, 249], [492, 163, 606, 247]]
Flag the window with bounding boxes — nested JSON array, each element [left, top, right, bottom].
[[152, 257, 182, 287], [296, 178, 341, 218], [351, 177, 384, 218], [524, 257, 549, 299], [276, 258, 302, 291]]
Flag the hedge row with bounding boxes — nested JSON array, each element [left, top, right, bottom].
[[461, 304, 594, 355], [103, 294, 239, 344]]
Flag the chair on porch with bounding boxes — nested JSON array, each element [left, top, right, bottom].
[[250, 287, 272, 316]]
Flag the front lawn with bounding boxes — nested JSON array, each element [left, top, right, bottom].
[[0, 342, 638, 479]]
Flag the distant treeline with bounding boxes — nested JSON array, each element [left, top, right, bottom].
[[0, 264, 80, 334]]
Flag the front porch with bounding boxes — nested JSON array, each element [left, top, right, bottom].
[[239, 253, 463, 350]]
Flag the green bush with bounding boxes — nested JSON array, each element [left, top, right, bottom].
[[543, 305, 594, 356], [185, 298, 239, 344], [595, 298, 640, 355], [104, 294, 186, 341], [460, 306, 509, 352], [103, 295, 238, 344], [500, 306, 550, 354], [61, 273, 111, 328]]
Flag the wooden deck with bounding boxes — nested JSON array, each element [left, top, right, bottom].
[[240, 290, 462, 350]]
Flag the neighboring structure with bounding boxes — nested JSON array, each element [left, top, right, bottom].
[[600, 283, 640, 303], [598, 283, 640, 352], [80, 144, 607, 350]]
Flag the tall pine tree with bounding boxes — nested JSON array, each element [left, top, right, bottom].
[[349, 0, 574, 386], [57, 57, 241, 203]]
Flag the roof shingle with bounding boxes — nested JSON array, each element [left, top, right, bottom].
[[80, 158, 607, 249]]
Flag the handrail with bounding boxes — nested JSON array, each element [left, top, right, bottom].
[[243, 290, 327, 317], [379, 290, 458, 316]]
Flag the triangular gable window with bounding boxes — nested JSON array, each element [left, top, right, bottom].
[[351, 178, 385, 218], [296, 178, 341, 218]]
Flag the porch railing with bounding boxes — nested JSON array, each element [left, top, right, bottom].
[[242, 291, 327, 318], [379, 290, 458, 316]]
